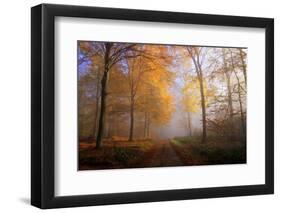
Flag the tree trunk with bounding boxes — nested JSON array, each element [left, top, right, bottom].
[[233, 68, 246, 140], [95, 72, 108, 148], [128, 99, 134, 141], [226, 74, 234, 118], [226, 71, 234, 140], [187, 47, 206, 143], [198, 74, 207, 143], [239, 49, 247, 86], [223, 49, 234, 140], [93, 70, 100, 138], [237, 84, 245, 139], [95, 44, 111, 149]]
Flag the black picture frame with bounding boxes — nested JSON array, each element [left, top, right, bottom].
[[31, 3, 274, 209]]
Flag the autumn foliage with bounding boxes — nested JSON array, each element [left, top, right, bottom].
[[78, 41, 247, 170]]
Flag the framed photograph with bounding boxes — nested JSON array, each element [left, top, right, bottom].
[[31, 3, 274, 209]]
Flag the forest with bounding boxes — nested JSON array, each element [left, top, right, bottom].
[[78, 41, 247, 170]]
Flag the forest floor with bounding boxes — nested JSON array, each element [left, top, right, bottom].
[[79, 139, 184, 170], [79, 136, 246, 170]]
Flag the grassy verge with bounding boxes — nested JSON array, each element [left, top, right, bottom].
[[171, 136, 246, 165]]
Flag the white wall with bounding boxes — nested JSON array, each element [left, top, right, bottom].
[[0, 0, 279, 212]]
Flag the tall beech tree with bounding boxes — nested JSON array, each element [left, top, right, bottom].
[[239, 49, 247, 86], [93, 42, 143, 148], [229, 48, 246, 139], [125, 45, 174, 141], [222, 48, 234, 139], [186, 47, 207, 143], [124, 56, 147, 141]]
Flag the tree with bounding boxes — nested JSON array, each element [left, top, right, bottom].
[[222, 48, 234, 139], [78, 42, 247, 148], [239, 49, 247, 86], [93, 42, 143, 148], [138, 45, 175, 139], [124, 55, 148, 141], [186, 47, 207, 143], [205, 47, 246, 141], [229, 48, 246, 139], [102, 62, 128, 139], [88, 55, 103, 138]]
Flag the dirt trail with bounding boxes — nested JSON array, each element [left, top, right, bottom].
[[143, 140, 184, 167]]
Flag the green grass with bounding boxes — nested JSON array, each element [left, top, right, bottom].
[[192, 143, 246, 164], [172, 136, 246, 165], [171, 136, 198, 145]]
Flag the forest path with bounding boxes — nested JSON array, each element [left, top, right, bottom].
[[143, 140, 184, 167]]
